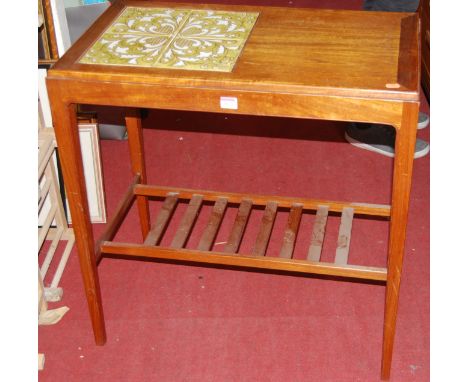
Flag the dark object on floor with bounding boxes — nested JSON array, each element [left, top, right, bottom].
[[345, 122, 430, 158]]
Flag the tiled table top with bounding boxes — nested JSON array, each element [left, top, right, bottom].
[[79, 6, 259, 72]]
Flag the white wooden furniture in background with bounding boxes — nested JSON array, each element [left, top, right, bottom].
[[38, 129, 75, 300]]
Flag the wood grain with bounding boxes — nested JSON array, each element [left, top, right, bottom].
[[47, 78, 406, 128], [279, 203, 303, 259], [47, 93, 106, 345], [397, 14, 420, 91], [381, 102, 419, 380], [144, 193, 179, 246], [224, 199, 253, 254], [252, 201, 277, 256], [170, 194, 203, 249], [334, 207, 354, 265], [134, 184, 391, 217], [307, 205, 329, 262], [197, 198, 228, 251], [125, 109, 151, 238], [101, 241, 388, 282]]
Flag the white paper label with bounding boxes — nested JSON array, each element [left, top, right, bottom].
[[220, 96, 238, 110]]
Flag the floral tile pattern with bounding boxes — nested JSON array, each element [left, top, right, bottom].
[[79, 6, 259, 72]]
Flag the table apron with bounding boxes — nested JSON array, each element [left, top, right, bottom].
[[47, 78, 410, 128]]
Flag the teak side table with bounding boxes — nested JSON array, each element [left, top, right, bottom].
[[46, 1, 421, 379]]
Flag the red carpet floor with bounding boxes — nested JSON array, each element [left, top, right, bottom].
[[39, 1, 429, 381]]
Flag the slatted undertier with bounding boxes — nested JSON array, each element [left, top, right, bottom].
[[98, 179, 390, 282]]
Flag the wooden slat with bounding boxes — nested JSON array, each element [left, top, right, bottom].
[[50, 236, 75, 288], [134, 184, 391, 217], [307, 205, 329, 262], [45, 227, 74, 241], [252, 201, 277, 256], [44, 155, 68, 229], [279, 203, 303, 258], [100, 242, 388, 282], [38, 269, 47, 314], [170, 194, 204, 248], [197, 197, 228, 251], [224, 199, 253, 253], [38, 136, 55, 179], [335, 207, 354, 265], [143, 193, 179, 246], [38, 178, 52, 212], [40, 227, 64, 278], [38, 204, 58, 250]]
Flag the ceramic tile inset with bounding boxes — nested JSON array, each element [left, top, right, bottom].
[[80, 6, 259, 72]]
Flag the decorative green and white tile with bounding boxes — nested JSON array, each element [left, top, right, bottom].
[[79, 6, 259, 72], [105, 8, 189, 36], [82, 33, 171, 66]]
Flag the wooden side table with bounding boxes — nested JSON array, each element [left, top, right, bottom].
[[46, 1, 421, 379]]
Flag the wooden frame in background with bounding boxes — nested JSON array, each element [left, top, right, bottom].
[[38, 0, 59, 61], [66, 122, 107, 223]]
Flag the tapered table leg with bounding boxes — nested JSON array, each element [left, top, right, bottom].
[[48, 96, 106, 345], [125, 109, 151, 239], [381, 102, 419, 380]]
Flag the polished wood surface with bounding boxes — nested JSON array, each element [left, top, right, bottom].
[[252, 201, 278, 257], [144, 193, 179, 246], [224, 199, 253, 254], [381, 102, 419, 380], [46, 1, 421, 379], [49, 0, 419, 101], [334, 207, 354, 265], [279, 203, 303, 259], [170, 194, 204, 249], [125, 110, 151, 239], [134, 184, 391, 217], [197, 198, 228, 251], [100, 242, 388, 282], [46, 96, 106, 345], [307, 205, 329, 262]]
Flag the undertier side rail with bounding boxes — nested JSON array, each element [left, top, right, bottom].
[[100, 242, 387, 282], [133, 184, 391, 217], [96, 181, 389, 282]]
